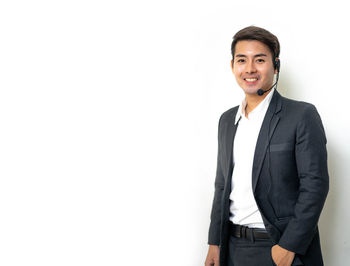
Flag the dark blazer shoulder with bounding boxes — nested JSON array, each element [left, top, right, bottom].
[[277, 93, 326, 142], [279, 94, 316, 111], [277, 93, 320, 120], [219, 105, 239, 124]]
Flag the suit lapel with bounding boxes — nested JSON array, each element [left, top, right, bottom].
[[224, 110, 239, 178], [252, 91, 282, 191], [222, 109, 239, 224]]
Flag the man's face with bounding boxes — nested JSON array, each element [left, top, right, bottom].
[[231, 40, 277, 95]]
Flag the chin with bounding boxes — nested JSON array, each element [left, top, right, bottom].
[[243, 88, 259, 95]]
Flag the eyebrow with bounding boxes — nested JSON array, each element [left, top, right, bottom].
[[235, 53, 268, 58]]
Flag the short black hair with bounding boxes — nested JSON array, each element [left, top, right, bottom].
[[231, 26, 280, 66]]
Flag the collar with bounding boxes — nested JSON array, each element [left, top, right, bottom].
[[234, 89, 275, 125]]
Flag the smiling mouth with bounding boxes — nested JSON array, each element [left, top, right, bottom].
[[244, 78, 258, 82]]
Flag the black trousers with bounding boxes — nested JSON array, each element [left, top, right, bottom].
[[227, 235, 276, 266], [227, 236, 305, 266]]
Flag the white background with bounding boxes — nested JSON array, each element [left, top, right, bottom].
[[0, 0, 349, 265]]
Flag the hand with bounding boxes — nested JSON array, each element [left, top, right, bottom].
[[205, 245, 220, 266], [271, 244, 295, 266]]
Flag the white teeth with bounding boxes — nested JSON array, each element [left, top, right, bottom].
[[245, 78, 257, 82]]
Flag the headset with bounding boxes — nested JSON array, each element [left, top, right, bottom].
[[274, 58, 280, 73], [257, 58, 280, 96]]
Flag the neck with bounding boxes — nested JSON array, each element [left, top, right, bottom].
[[244, 90, 271, 117]]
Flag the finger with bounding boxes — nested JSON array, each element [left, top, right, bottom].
[[204, 259, 212, 266]]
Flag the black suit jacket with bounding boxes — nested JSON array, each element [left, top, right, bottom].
[[208, 91, 329, 266]]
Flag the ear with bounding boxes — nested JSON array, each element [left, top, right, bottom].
[[230, 60, 234, 72]]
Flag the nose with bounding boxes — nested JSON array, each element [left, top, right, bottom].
[[245, 60, 256, 73]]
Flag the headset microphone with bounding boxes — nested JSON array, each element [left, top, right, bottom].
[[257, 88, 268, 96], [257, 78, 278, 96], [257, 58, 280, 96]]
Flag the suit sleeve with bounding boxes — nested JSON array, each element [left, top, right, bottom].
[[278, 104, 329, 254], [208, 114, 225, 245]]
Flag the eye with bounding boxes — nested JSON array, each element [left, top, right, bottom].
[[236, 59, 245, 63], [256, 58, 265, 63]]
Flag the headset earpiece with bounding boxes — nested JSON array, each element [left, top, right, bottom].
[[274, 58, 280, 73]]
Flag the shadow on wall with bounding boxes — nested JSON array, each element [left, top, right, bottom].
[[275, 70, 300, 101], [318, 143, 338, 264]]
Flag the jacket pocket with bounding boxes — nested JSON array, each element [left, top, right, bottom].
[[274, 216, 293, 232]]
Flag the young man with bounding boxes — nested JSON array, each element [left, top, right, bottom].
[[204, 26, 329, 266]]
